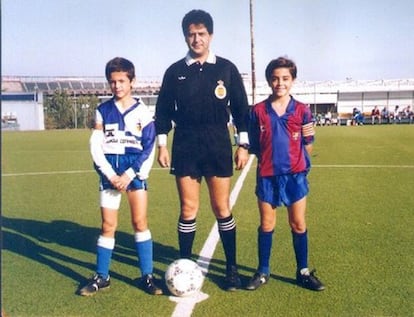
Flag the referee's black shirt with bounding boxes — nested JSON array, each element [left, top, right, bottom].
[[155, 55, 249, 134]]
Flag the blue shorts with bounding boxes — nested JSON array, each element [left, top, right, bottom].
[[255, 172, 309, 208], [99, 177, 147, 192], [95, 154, 148, 191]]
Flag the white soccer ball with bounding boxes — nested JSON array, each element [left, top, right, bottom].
[[165, 259, 204, 297]]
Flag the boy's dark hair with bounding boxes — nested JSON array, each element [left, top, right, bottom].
[[182, 9, 214, 36], [105, 57, 135, 81], [265, 57, 297, 81]]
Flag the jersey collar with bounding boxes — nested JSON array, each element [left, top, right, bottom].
[[185, 51, 216, 66], [265, 96, 295, 115], [113, 97, 141, 115]]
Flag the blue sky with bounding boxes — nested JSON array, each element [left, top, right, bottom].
[[2, 0, 413, 81]]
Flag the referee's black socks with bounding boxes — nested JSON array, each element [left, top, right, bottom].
[[177, 217, 196, 259], [217, 214, 237, 270]]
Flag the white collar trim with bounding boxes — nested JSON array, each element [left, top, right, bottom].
[[185, 51, 216, 66]]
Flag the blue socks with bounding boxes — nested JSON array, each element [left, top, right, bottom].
[[96, 231, 154, 279], [292, 230, 308, 271], [135, 230, 153, 276], [257, 228, 273, 275], [96, 235, 115, 279], [256, 229, 309, 275]]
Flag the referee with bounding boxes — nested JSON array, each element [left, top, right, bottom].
[[155, 9, 250, 291]]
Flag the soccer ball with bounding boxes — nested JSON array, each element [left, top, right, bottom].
[[165, 259, 204, 297]]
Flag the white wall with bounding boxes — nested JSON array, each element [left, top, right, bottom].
[[1, 93, 45, 130]]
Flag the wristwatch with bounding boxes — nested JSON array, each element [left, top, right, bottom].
[[238, 143, 250, 150]]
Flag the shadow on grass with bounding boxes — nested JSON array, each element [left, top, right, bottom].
[[1, 216, 177, 294], [197, 255, 297, 290], [2, 216, 296, 294]]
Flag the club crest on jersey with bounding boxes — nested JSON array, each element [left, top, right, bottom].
[[214, 80, 227, 99], [292, 132, 299, 141], [136, 122, 142, 132]]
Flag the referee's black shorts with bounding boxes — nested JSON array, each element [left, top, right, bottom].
[[170, 126, 233, 178]]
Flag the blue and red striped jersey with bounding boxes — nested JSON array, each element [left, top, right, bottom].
[[248, 97, 315, 177]]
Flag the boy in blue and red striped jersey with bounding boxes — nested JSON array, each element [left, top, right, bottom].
[[246, 57, 325, 291]]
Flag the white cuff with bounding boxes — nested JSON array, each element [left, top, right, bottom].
[[237, 131, 249, 145], [105, 169, 117, 181], [134, 230, 152, 242], [157, 134, 167, 146], [137, 144, 155, 180], [125, 168, 136, 180], [97, 235, 115, 249]]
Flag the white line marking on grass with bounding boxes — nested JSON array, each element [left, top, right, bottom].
[[2, 170, 95, 177], [1, 167, 168, 177], [3, 164, 413, 178], [170, 155, 255, 317]]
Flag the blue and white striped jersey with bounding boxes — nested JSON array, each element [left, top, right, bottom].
[[95, 97, 156, 175]]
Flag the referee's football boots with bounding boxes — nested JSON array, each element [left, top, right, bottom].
[[224, 265, 242, 291]]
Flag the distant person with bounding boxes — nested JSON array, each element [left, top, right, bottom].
[[331, 113, 340, 126], [79, 57, 162, 296], [371, 106, 381, 124], [403, 106, 413, 123], [394, 105, 401, 123], [154, 9, 250, 291], [393, 105, 401, 123], [246, 57, 325, 292], [352, 107, 364, 125], [408, 106, 414, 124], [315, 113, 323, 126], [381, 107, 390, 124], [325, 111, 332, 126]]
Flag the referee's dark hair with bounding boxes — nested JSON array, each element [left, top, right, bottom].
[[182, 9, 214, 36]]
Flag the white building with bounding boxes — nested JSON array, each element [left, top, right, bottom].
[[1, 92, 45, 131], [2, 76, 413, 130], [248, 78, 414, 117]]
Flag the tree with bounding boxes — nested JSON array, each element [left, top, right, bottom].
[[44, 90, 72, 129], [76, 94, 100, 129], [44, 91, 100, 129]]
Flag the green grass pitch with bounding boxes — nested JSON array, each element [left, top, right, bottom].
[[2, 125, 414, 316]]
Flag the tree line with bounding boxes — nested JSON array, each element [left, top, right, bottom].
[[44, 91, 100, 129]]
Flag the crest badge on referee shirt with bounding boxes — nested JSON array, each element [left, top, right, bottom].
[[214, 80, 227, 99]]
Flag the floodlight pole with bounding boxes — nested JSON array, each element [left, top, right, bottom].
[[250, 0, 256, 105], [73, 91, 78, 129]]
